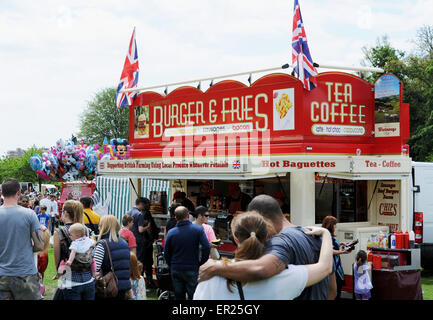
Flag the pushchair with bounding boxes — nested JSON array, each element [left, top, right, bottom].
[[155, 243, 175, 300]]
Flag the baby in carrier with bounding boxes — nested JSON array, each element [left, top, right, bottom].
[[54, 223, 96, 279]]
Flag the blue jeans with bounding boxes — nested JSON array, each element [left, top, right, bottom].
[[63, 282, 95, 300], [170, 270, 198, 300]]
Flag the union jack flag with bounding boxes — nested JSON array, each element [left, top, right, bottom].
[[116, 28, 139, 109], [292, 0, 317, 91], [232, 160, 241, 170]]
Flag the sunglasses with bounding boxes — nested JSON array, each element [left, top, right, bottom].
[[204, 214, 210, 217]]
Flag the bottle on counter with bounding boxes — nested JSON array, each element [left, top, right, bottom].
[[409, 230, 415, 248], [379, 231, 384, 248], [390, 233, 396, 249], [404, 231, 410, 249], [395, 231, 402, 249]]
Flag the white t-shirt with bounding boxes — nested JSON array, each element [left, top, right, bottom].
[[193, 264, 308, 300], [69, 236, 95, 253], [39, 198, 52, 215], [50, 200, 58, 217]]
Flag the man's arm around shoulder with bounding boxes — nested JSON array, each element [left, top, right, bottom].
[[199, 253, 285, 282]]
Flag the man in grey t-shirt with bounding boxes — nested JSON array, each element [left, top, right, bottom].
[[0, 179, 47, 300], [199, 195, 335, 300], [264, 225, 330, 300]]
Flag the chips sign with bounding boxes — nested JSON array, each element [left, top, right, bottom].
[[128, 72, 406, 158]]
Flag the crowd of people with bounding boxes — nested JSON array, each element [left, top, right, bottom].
[[0, 178, 372, 300]]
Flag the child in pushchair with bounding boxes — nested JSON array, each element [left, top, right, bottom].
[[155, 243, 175, 300]]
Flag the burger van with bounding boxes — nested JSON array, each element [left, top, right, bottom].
[[98, 70, 425, 295]]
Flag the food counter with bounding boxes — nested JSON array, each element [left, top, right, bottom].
[[366, 247, 422, 300]]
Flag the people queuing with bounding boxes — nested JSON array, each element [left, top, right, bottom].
[[0, 177, 352, 301], [164, 206, 210, 300]]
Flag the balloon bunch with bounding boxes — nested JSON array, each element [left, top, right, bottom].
[[30, 138, 100, 182], [29, 137, 131, 182]]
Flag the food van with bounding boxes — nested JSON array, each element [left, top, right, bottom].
[[98, 70, 414, 294]]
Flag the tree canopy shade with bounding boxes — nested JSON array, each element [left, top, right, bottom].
[[361, 31, 433, 161], [78, 88, 129, 146]]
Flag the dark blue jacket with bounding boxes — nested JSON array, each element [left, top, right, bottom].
[[100, 234, 131, 291], [164, 220, 210, 272]]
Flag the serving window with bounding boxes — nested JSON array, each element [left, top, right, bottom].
[[315, 176, 368, 224]]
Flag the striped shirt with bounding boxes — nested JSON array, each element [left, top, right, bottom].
[[94, 242, 106, 271]]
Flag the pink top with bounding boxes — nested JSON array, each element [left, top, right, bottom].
[[119, 228, 137, 249], [203, 223, 216, 242]]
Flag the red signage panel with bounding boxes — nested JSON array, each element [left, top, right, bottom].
[[128, 72, 404, 158]]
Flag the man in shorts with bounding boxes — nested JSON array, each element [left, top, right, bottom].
[[199, 194, 335, 300], [0, 178, 47, 300]]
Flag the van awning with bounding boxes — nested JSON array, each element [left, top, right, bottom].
[[97, 155, 412, 180], [318, 173, 410, 181]]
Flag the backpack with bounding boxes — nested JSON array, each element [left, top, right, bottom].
[[57, 226, 93, 272], [83, 211, 99, 235]]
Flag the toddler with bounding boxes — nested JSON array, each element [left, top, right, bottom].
[[128, 252, 147, 300], [119, 214, 137, 254], [353, 250, 373, 300]]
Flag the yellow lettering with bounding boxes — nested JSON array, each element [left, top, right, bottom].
[[255, 93, 268, 131]]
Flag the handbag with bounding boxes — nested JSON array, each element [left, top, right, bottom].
[[52, 287, 64, 300], [95, 240, 118, 298]]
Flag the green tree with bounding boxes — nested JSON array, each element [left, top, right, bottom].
[[361, 32, 433, 161], [78, 88, 129, 145], [0, 146, 47, 183]]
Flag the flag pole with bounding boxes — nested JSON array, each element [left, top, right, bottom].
[[120, 64, 384, 93]]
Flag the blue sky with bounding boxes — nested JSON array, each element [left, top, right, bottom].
[[1, 0, 432, 157]]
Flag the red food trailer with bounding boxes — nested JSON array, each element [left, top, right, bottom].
[[98, 70, 422, 298]]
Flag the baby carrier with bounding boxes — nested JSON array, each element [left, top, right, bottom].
[[58, 226, 93, 272]]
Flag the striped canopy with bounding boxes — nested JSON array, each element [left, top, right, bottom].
[[95, 176, 170, 222]]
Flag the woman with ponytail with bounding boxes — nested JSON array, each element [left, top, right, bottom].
[[194, 211, 333, 300]]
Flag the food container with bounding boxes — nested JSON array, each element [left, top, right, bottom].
[[373, 255, 382, 269]]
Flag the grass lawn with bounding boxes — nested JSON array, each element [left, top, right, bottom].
[[41, 247, 61, 299], [421, 270, 433, 300]]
